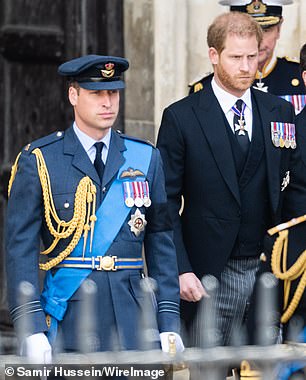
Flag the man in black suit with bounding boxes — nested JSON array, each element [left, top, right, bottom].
[[157, 11, 306, 346]]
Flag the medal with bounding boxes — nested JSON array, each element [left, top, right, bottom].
[[280, 94, 306, 115], [133, 181, 144, 207], [135, 197, 143, 207], [271, 122, 280, 148], [284, 123, 290, 148], [232, 102, 247, 136], [271, 122, 296, 149], [125, 197, 134, 207], [142, 181, 152, 207], [128, 208, 147, 236], [123, 182, 135, 208], [253, 74, 268, 92], [289, 123, 297, 149], [279, 122, 285, 148], [143, 197, 151, 207]]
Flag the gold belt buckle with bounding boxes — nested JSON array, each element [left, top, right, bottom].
[[97, 255, 117, 271]]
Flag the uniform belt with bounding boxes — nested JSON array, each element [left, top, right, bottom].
[[55, 256, 143, 271]]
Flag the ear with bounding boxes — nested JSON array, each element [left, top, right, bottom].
[[302, 70, 306, 88], [68, 86, 78, 106], [209, 47, 219, 65]]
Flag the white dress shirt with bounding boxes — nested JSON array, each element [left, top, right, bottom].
[[73, 122, 111, 164], [211, 77, 253, 140]]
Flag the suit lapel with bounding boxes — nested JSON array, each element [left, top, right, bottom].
[[63, 127, 100, 184], [238, 95, 264, 187], [192, 85, 241, 206], [252, 89, 281, 213], [63, 127, 126, 188], [102, 130, 126, 188]]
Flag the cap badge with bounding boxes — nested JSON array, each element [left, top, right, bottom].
[[101, 62, 115, 78], [246, 0, 267, 14]]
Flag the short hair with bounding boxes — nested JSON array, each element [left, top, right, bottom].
[[67, 79, 81, 94], [207, 12, 263, 54], [300, 43, 306, 72]]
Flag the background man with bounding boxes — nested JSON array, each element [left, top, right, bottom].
[[189, 0, 306, 115], [157, 12, 306, 346], [297, 43, 306, 164], [6, 55, 183, 363]]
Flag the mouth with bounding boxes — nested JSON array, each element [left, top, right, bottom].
[[98, 113, 115, 118]]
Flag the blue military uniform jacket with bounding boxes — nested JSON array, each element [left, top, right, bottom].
[[6, 127, 180, 351]]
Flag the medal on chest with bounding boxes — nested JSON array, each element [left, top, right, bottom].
[[128, 208, 147, 236]]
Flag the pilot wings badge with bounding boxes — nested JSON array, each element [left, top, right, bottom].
[[120, 167, 145, 179]]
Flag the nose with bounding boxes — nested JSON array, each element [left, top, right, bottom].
[[101, 92, 112, 108], [239, 56, 250, 72]]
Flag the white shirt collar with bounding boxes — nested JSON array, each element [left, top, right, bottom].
[[73, 122, 111, 153], [211, 77, 252, 114]]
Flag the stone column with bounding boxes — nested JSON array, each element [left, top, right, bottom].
[[123, 0, 155, 143]]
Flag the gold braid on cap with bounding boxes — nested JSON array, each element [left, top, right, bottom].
[[268, 215, 306, 324], [254, 16, 280, 27], [32, 148, 97, 271]]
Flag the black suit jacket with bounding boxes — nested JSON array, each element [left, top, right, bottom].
[[157, 81, 306, 281]]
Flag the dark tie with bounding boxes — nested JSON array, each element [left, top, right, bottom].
[[233, 99, 250, 157], [94, 142, 105, 182]]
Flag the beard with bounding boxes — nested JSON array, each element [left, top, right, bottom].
[[215, 63, 256, 95]]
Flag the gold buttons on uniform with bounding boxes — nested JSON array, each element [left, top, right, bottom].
[[291, 78, 299, 87]]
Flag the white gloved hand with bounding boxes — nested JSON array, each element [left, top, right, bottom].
[[22, 333, 52, 364], [159, 332, 185, 353]]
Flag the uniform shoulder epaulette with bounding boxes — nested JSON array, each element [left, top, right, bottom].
[[23, 130, 65, 154], [188, 72, 211, 87], [283, 56, 300, 64], [116, 130, 155, 148], [188, 72, 213, 93]]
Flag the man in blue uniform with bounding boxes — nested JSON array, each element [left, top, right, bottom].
[[6, 55, 183, 363], [189, 0, 306, 114]]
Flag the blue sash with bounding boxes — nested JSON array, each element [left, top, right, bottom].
[[40, 140, 153, 338]]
